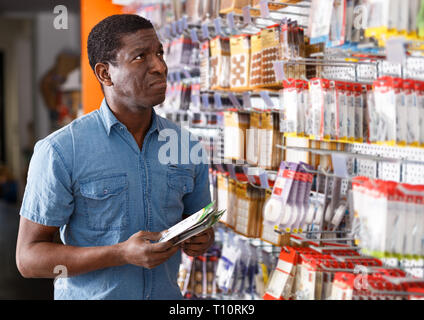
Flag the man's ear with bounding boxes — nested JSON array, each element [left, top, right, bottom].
[[94, 62, 113, 87]]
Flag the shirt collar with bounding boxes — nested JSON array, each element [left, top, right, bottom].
[[99, 98, 163, 136]]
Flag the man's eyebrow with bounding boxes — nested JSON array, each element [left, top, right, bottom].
[[129, 43, 164, 56]]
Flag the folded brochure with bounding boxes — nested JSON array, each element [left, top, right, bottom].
[[159, 202, 225, 245]]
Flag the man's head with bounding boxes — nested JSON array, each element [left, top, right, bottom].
[[87, 14, 168, 110]]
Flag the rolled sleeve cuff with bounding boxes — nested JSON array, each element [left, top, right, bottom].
[[20, 208, 68, 227]]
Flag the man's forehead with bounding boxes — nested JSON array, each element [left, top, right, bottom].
[[120, 28, 161, 50]]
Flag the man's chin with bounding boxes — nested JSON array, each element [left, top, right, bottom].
[[138, 96, 165, 109], [151, 94, 166, 107]]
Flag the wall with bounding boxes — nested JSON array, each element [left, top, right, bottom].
[[81, 0, 124, 114], [0, 18, 32, 194], [34, 11, 81, 141], [0, 10, 80, 196]]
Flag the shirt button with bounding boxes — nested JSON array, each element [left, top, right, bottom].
[[103, 189, 108, 194]]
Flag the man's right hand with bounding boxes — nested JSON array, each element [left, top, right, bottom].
[[16, 217, 180, 279], [120, 231, 180, 269]]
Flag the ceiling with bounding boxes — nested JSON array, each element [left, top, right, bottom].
[[0, 0, 80, 14]]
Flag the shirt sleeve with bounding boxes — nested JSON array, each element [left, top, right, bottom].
[[20, 139, 74, 227], [183, 138, 211, 215]]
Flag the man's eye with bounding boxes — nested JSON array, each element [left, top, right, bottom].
[[157, 51, 164, 57], [135, 54, 145, 60]]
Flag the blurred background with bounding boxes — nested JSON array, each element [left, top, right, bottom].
[[0, 0, 132, 300]]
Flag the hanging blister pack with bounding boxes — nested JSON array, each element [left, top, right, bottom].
[[336, 81, 348, 141], [280, 167, 300, 233], [345, 82, 355, 141], [398, 79, 411, 145], [281, 79, 298, 135], [308, 0, 335, 45], [210, 36, 231, 90], [263, 162, 298, 229], [407, 80, 420, 146], [353, 83, 364, 142], [328, 81, 338, 140], [293, 163, 314, 234], [388, 181, 406, 256], [414, 81, 424, 146], [327, 0, 347, 47], [250, 32, 263, 88], [216, 234, 242, 294], [366, 84, 378, 143], [362, 84, 372, 143], [353, 176, 424, 258], [263, 247, 297, 300], [303, 81, 313, 136], [309, 78, 329, 140], [200, 40, 211, 91], [230, 34, 251, 90], [373, 77, 397, 144]]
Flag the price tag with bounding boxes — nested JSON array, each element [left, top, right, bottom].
[[182, 16, 188, 30], [259, 171, 270, 189], [227, 12, 235, 31], [215, 163, 225, 173], [201, 93, 210, 109], [242, 166, 257, 185], [386, 37, 406, 65], [260, 91, 274, 109], [171, 21, 177, 36], [164, 25, 172, 39], [227, 164, 237, 180], [228, 92, 241, 109], [214, 18, 223, 36], [183, 69, 191, 78], [260, 0, 270, 19], [273, 61, 286, 81], [169, 72, 175, 83], [214, 92, 223, 109], [191, 94, 200, 108], [242, 6, 252, 25], [202, 23, 210, 39], [177, 19, 183, 34], [242, 91, 252, 109], [331, 154, 350, 179], [190, 28, 199, 43]]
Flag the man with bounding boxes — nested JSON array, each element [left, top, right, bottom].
[[16, 14, 213, 300]]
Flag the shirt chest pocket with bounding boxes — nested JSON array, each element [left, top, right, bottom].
[[79, 174, 129, 231], [162, 166, 194, 226]]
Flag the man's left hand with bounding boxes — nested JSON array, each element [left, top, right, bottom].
[[180, 228, 214, 257]]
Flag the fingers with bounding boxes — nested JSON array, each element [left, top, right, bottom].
[[181, 229, 214, 257], [149, 239, 176, 253], [136, 231, 162, 242], [182, 244, 209, 257], [132, 231, 175, 252], [183, 228, 214, 245], [143, 245, 181, 269]]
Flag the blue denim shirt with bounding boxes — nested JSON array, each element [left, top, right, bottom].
[[20, 99, 211, 300]]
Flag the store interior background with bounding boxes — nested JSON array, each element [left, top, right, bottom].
[[0, 0, 126, 299]]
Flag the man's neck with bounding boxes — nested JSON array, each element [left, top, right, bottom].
[[107, 99, 153, 150]]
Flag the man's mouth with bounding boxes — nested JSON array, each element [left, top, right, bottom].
[[150, 79, 167, 89]]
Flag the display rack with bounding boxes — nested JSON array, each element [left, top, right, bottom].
[[121, 0, 424, 300]]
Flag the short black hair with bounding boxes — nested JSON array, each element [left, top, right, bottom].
[[87, 14, 154, 72]]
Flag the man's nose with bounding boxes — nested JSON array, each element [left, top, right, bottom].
[[149, 55, 167, 75]]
